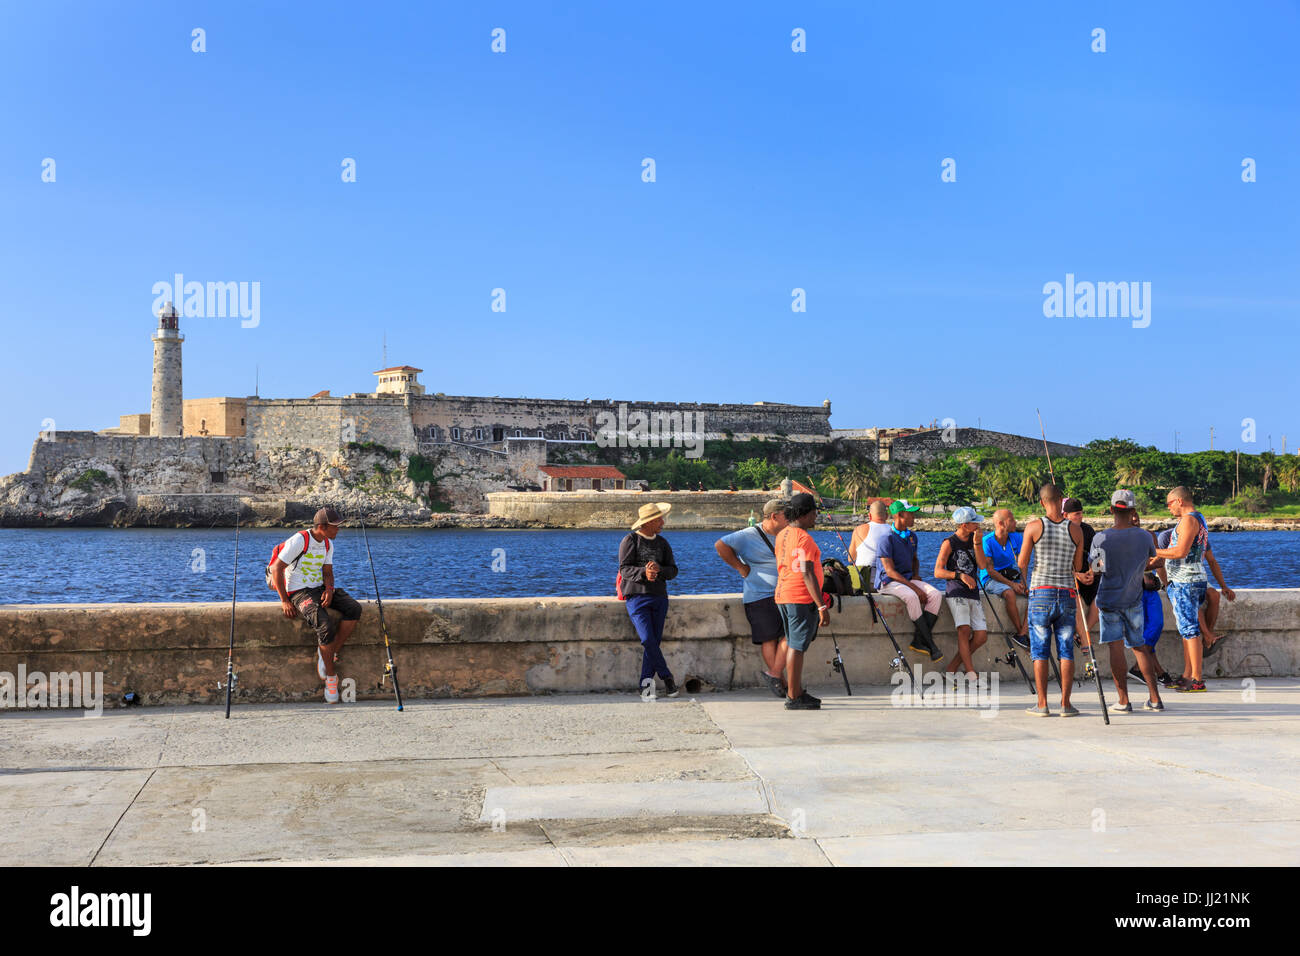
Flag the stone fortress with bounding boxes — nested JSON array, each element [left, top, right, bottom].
[[0, 306, 1080, 525]]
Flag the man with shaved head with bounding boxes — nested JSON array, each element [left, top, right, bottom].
[[980, 508, 1027, 642], [852, 500, 892, 586]]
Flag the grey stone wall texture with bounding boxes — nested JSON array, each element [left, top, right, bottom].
[[150, 330, 183, 436], [887, 428, 1082, 462]]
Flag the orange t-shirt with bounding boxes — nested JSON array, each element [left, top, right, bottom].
[[775, 526, 824, 604]]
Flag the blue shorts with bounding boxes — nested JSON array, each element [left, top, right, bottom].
[[1167, 581, 1206, 639], [1028, 587, 1076, 662], [1141, 588, 1163, 647], [1099, 604, 1145, 649], [983, 578, 1013, 598], [778, 602, 819, 653]]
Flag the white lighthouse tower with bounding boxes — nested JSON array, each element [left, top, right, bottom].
[[150, 302, 184, 436]]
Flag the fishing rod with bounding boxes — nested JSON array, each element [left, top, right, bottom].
[[1036, 408, 1056, 487], [220, 511, 240, 718], [979, 578, 1035, 695], [359, 513, 404, 711], [816, 489, 913, 692], [1075, 587, 1110, 725]]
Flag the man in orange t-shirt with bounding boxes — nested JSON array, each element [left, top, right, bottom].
[[775, 492, 830, 710]]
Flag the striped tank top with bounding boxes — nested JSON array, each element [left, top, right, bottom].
[[1166, 511, 1209, 584], [1030, 515, 1076, 590]]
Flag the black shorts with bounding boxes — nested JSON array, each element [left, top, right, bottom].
[[1079, 581, 1099, 607], [290, 586, 363, 645], [744, 596, 785, 645]]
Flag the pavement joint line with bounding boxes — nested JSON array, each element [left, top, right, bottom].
[[694, 698, 780, 815], [88, 766, 156, 867], [811, 839, 836, 866]]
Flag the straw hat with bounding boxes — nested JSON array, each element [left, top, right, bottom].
[[631, 501, 672, 530]]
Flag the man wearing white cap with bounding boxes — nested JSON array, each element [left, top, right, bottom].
[[620, 502, 680, 698], [1090, 490, 1163, 712], [934, 507, 991, 676]]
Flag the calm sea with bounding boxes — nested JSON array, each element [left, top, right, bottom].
[[1, 527, 1295, 604]]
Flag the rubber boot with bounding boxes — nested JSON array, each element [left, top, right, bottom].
[[917, 610, 944, 662]]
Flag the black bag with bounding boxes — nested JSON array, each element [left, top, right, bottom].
[[820, 558, 857, 611]]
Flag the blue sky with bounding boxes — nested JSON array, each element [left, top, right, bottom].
[[2, 1, 1297, 475]]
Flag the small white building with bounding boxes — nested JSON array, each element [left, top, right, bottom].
[[373, 365, 425, 396]]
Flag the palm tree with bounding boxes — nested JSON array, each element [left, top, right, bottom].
[[1277, 456, 1300, 493], [1114, 459, 1145, 488], [837, 459, 878, 515], [819, 464, 841, 496]]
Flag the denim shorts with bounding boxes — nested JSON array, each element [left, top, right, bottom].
[[1099, 603, 1145, 649], [1167, 581, 1206, 639], [1028, 587, 1076, 662], [983, 578, 1012, 598], [777, 602, 819, 652]]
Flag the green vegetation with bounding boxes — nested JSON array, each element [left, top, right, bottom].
[[348, 440, 401, 460], [68, 469, 116, 492], [807, 439, 1300, 517]]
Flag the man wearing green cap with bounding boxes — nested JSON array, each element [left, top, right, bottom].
[[874, 499, 944, 662]]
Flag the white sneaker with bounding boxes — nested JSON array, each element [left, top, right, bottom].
[[318, 649, 327, 681], [324, 675, 340, 704]]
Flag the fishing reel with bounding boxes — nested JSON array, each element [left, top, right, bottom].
[[1083, 660, 1098, 681], [379, 660, 396, 689], [890, 653, 907, 672], [217, 672, 238, 691], [829, 656, 845, 675], [996, 651, 1019, 669]]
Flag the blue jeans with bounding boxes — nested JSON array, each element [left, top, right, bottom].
[[1099, 603, 1145, 649], [627, 594, 672, 683], [1028, 587, 1076, 662], [1167, 581, 1206, 639]]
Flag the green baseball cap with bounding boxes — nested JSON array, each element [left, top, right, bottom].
[[888, 499, 920, 515]]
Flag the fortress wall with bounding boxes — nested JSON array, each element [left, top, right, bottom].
[[411, 396, 832, 440], [25, 433, 248, 488], [486, 490, 774, 528], [0, 589, 1292, 705], [248, 399, 416, 454], [888, 428, 1083, 462]]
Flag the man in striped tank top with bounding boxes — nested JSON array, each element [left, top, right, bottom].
[[1156, 486, 1212, 692], [1017, 483, 1090, 717]]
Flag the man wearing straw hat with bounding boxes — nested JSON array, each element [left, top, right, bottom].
[[620, 502, 681, 698]]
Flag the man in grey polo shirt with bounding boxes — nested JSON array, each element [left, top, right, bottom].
[[1089, 490, 1163, 712], [716, 499, 790, 697]]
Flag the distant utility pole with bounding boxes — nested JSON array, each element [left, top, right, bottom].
[[1174, 431, 1179, 453], [1210, 426, 1214, 451], [1284, 434, 1288, 455], [1235, 450, 1241, 498]]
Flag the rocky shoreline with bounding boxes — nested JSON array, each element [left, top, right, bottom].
[[1, 503, 1296, 533]]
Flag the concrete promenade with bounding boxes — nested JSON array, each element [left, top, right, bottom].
[[3, 678, 1298, 866]]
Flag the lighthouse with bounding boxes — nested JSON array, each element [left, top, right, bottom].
[[150, 302, 184, 436]]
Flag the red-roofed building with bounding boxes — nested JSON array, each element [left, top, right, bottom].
[[539, 465, 628, 492]]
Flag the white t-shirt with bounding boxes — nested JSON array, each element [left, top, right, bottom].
[[278, 531, 333, 592], [856, 522, 892, 569]]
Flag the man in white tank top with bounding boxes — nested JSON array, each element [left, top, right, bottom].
[[1017, 483, 1090, 716]]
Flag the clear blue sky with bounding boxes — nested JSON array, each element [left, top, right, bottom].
[[3, 1, 1297, 475]]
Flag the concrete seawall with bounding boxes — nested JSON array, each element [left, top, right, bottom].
[[2, 590, 1296, 708]]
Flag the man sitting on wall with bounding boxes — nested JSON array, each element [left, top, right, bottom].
[[270, 507, 364, 705]]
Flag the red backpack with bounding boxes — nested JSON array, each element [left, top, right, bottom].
[[266, 530, 330, 590]]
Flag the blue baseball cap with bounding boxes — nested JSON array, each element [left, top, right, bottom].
[[952, 507, 985, 524]]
